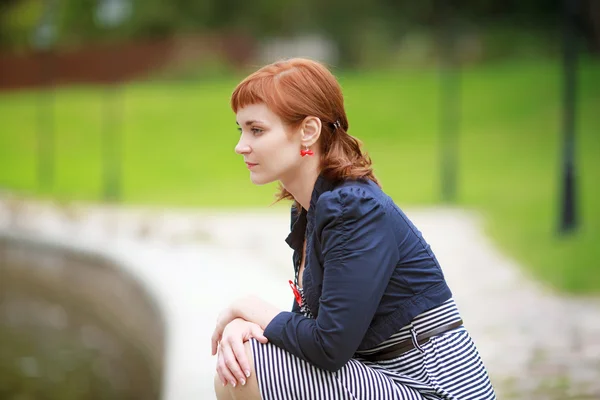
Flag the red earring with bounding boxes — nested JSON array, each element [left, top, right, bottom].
[[300, 146, 314, 157]]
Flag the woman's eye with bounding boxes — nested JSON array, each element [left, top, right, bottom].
[[251, 127, 263, 135]]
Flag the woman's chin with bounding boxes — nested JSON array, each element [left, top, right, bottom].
[[249, 172, 274, 186]]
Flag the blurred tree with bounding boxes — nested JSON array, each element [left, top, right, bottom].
[[581, 0, 600, 53], [0, 0, 43, 51], [1, 0, 599, 61]]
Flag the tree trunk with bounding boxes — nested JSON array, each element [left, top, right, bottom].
[[582, 0, 600, 54]]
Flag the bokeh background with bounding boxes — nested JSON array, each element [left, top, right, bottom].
[[0, 0, 599, 399]]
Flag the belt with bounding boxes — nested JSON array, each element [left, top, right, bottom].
[[358, 319, 464, 362]]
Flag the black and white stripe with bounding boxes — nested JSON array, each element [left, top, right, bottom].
[[251, 298, 496, 399], [355, 299, 462, 356]]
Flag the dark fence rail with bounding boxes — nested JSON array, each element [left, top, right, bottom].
[[0, 34, 254, 91]]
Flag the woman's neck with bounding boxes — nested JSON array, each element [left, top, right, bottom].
[[281, 161, 320, 211]]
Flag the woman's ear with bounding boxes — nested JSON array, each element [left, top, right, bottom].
[[300, 116, 322, 147]]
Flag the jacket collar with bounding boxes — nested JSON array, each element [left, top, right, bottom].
[[285, 174, 338, 251]]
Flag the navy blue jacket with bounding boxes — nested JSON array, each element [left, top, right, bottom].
[[263, 175, 452, 372]]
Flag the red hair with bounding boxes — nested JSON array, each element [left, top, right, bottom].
[[231, 58, 379, 205]]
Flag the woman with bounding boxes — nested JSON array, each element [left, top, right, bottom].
[[211, 58, 496, 400]]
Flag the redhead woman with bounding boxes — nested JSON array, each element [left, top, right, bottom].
[[211, 58, 496, 400]]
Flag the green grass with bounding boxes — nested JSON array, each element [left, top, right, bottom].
[[0, 57, 599, 294]]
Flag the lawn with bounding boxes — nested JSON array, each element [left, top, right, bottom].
[[0, 57, 599, 294]]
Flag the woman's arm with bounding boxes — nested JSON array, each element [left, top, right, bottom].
[[211, 296, 281, 354], [232, 295, 282, 330]]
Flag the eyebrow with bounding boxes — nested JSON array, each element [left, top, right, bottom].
[[235, 120, 265, 126]]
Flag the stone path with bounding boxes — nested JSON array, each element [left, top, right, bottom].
[[1, 196, 599, 399]]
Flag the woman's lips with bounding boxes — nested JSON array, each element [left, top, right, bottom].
[[246, 162, 258, 169]]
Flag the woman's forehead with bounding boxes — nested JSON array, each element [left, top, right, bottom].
[[236, 103, 278, 124]]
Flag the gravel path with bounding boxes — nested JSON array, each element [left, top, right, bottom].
[[1, 197, 599, 399]]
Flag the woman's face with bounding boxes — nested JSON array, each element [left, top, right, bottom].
[[235, 103, 304, 185]]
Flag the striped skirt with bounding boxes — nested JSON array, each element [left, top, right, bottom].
[[250, 299, 496, 399]]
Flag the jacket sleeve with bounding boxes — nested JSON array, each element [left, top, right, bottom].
[[263, 187, 400, 372]]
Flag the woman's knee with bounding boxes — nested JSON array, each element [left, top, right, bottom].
[[214, 373, 232, 400]]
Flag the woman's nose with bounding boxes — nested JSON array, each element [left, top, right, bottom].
[[235, 137, 251, 155]]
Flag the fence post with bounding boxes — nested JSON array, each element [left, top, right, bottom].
[[32, 0, 58, 194], [96, 0, 132, 202], [438, 1, 461, 203], [558, 0, 579, 234]]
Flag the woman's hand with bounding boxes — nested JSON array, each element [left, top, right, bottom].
[[212, 306, 237, 356], [211, 295, 280, 356], [216, 318, 268, 387]]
